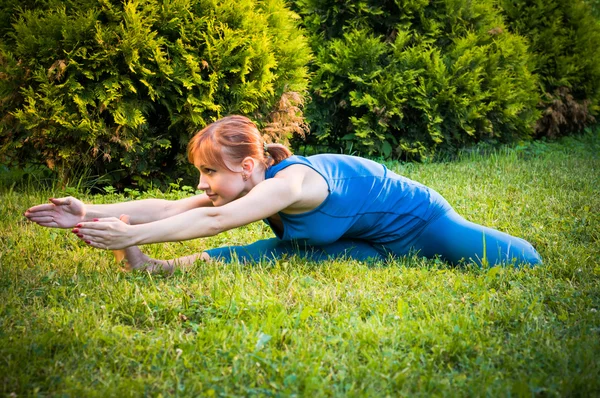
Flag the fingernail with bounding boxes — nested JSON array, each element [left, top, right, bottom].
[[71, 228, 79, 233], [85, 240, 91, 244], [76, 224, 82, 228], [77, 234, 83, 238], [93, 218, 99, 222]]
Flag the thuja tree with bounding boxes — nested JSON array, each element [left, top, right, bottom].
[[500, 0, 600, 137], [293, 0, 540, 159], [587, 0, 600, 18], [0, 0, 311, 187]]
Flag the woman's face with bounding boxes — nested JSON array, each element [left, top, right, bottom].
[[195, 161, 245, 206]]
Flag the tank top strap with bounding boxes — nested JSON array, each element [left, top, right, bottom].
[[265, 155, 311, 179]]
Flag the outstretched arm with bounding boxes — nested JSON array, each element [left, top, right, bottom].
[[75, 177, 302, 249], [86, 195, 213, 224], [25, 195, 213, 229]]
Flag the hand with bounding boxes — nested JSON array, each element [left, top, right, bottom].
[[24, 197, 86, 228], [73, 216, 136, 250]]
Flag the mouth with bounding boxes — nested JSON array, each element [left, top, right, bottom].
[[206, 193, 218, 200]]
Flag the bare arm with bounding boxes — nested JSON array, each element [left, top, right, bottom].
[[136, 178, 300, 244], [25, 194, 213, 228], [77, 177, 303, 249], [86, 194, 213, 225]]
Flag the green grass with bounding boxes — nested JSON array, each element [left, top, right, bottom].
[[1, 134, 599, 396]]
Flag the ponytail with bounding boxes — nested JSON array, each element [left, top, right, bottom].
[[265, 143, 292, 166]]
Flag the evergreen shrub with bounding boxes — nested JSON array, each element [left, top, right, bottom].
[[587, 0, 600, 18], [0, 0, 311, 187], [499, 0, 600, 138], [293, 0, 540, 159]]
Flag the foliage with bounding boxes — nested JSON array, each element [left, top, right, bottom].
[[2, 133, 600, 395], [0, 0, 311, 188], [535, 87, 596, 138], [499, 0, 600, 137], [292, 0, 540, 160], [262, 91, 310, 146], [590, 0, 600, 17]]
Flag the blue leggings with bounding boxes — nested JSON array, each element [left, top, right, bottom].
[[412, 210, 542, 266], [205, 210, 542, 267]]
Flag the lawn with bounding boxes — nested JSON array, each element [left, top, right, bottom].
[[1, 133, 599, 396]]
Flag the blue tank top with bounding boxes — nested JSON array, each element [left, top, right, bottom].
[[264, 154, 452, 246]]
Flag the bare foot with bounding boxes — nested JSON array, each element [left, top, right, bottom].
[[113, 215, 174, 275], [122, 246, 174, 274]]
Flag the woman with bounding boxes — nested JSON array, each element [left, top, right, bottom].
[[24, 115, 542, 273]]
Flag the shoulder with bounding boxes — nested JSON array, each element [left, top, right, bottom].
[[271, 164, 313, 200], [271, 161, 330, 213], [270, 153, 384, 181], [273, 163, 311, 179]]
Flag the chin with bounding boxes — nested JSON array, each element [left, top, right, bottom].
[[212, 198, 229, 206]]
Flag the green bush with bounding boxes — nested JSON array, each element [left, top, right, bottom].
[[0, 0, 311, 188], [293, 0, 540, 159], [499, 0, 600, 138], [586, 0, 600, 18]]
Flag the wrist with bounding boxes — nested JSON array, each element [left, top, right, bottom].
[[81, 208, 89, 223], [84, 205, 101, 221], [129, 224, 147, 246]]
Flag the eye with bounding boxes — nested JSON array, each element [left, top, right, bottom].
[[200, 167, 215, 175]]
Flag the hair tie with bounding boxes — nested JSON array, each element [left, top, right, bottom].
[[263, 142, 269, 156]]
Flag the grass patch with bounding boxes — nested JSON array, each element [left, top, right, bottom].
[[1, 134, 599, 396]]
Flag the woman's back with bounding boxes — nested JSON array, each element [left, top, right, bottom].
[[265, 154, 452, 245]]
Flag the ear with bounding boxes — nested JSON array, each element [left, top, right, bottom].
[[241, 157, 256, 174]]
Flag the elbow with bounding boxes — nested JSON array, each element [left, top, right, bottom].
[[203, 208, 228, 237], [163, 200, 177, 218], [206, 219, 224, 237]]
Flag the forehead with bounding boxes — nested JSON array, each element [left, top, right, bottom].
[[193, 137, 227, 166], [193, 140, 241, 169], [194, 152, 242, 172]]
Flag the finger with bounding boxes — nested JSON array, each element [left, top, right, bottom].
[[76, 221, 112, 230], [25, 210, 57, 219], [77, 229, 110, 240], [92, 217, 121, 223], [119, 214, 131, 224], [25, 204, 56, 213], [79, 218, 124, 231], [75, 234, 98, 247], [28, 216, 55, 224], [38, 221, 59, 228], [49, 197, 71, 206], [85, 238, 119, 250], [74, 234, 88, 243], [85, 240, 106, 250]]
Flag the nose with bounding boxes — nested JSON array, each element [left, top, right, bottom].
[[197, 175, 209, 191]]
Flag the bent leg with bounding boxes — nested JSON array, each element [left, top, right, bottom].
[[205, 238, 387, 264], [415, 210, 542, 267], [116, 214, 208, 274], [119, 237, 386, 273]]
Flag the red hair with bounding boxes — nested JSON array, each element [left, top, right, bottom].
[[187, 115, 292, 170]]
